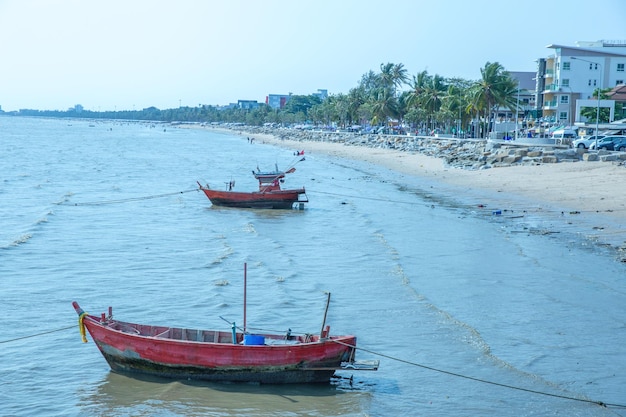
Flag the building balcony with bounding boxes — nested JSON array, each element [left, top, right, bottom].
[[543, 101, 558, 110], [544, 84, 563, 93]]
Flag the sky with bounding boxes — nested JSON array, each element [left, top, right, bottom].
[[1, 0, 625, 112]]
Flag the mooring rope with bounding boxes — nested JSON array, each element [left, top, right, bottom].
[[332, 340, 625, 409], [70, 188, 198, 206], [0, 325, 76, 344], [3, 323, 624, 409], [309, 190, 626, 215]]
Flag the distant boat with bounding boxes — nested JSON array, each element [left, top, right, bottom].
[[198, 158, 308, 209], [72, 286, 378, 383]]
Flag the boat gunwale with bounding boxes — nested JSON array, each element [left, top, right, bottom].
[[82, 314, 354, 348]]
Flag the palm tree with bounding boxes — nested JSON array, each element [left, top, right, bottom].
[[370, 87, 398, 126], [347, 87, 367, 126], [331, 94, 351, 128], [405, 70, 430, 109], [390, 63, 409, 95], [358, 70, 379, 93], [379, 62, 409, 97], [421, 74, 448, 132], [378, 63, 395, 91], [441, 80, 470, 136], [468, 62, 518, 138]]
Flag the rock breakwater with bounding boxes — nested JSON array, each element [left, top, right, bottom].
[[225, 126, 626, 170]]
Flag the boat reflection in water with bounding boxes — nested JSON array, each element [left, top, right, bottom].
[[80, 371, 376, 416]]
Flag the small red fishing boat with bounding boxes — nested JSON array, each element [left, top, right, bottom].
[[197, 159, 308, 209], [73, 268, 378, 383]]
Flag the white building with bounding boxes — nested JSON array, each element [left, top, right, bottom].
[[536, 40, 626, 127]]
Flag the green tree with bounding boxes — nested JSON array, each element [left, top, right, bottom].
[[405, 70, 430, 109], [369, 87, 398, 126], [580, 88, 611, 123], [421, 74, 448, 131], [442, 77, 473, 135], [283, 95, 322, 117], [468, 62, 518, 138]]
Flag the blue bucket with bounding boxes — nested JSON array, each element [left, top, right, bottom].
[[243, 334, 265, 345]]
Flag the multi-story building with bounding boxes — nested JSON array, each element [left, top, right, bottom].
[[266, 94, 291, 109], [265, 89, 328, 109], [500, 71, 536, 119], [536, 40, 626, 127], [237, 100, 259, 110], [312, 89, 328, 101]]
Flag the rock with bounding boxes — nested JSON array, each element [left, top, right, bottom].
[[582, 153, 600, 161], [223, 125, 622, 170], [503, 155, 522, 164], [541, 156, 558, 163], [600, 154, 619, 162]]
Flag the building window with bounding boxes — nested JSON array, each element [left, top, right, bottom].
[[559, 112, 568, 120], [560, 95, 569, 104], [594, 79, 597, 86], [617, 80, 624, 85], [588, 79, 592, 86], [618, 63, 625, 72], [562, 79, 570, 87], [562, 62, 570, 70]]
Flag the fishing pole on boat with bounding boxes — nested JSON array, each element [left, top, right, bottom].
[[218, 316, 244, 332]]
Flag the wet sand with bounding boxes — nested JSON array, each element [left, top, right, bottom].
[[200, 126, 626, 249]]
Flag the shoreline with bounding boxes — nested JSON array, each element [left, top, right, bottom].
[[190, 125, 626, 252]]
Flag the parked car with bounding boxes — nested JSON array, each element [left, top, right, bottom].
[[572, 135, 605, 149], [551, 129, 577, 139], [589, 135, 626, 150], [612, 138, 626, 152]]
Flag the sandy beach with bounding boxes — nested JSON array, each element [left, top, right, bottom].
[[200, 126, 626, 250]]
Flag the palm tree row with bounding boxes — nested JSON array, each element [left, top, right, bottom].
[[11, 61, 523, 136], [307, 61, 520, 138]]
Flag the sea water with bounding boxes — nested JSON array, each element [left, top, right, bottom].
[[1, 116, 625, 416]]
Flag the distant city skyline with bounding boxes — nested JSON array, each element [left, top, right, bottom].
[[1, 0, 625, 112]]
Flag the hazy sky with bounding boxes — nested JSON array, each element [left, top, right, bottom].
[[1, 0, 625, 112]]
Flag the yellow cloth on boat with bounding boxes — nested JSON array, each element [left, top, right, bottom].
[[78, 312, 88, 343]]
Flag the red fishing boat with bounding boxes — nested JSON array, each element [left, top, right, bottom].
[[197, 159, 308, 209], [72, 268, 378, 383]]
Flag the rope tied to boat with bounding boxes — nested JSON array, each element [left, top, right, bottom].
[[78, 312, 88, 343], [331, 339, 624, 409]]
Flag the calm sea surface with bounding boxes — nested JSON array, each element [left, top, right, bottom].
[[1, 116, 625, 416]]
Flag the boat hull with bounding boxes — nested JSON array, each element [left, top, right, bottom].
[[199, 187, 307, 209], [74, 303, 356, 384], [98, 348, 338, 383]]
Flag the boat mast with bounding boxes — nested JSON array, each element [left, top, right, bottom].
[[319, 292, 331, 339], [243, 263, 247, 333]]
